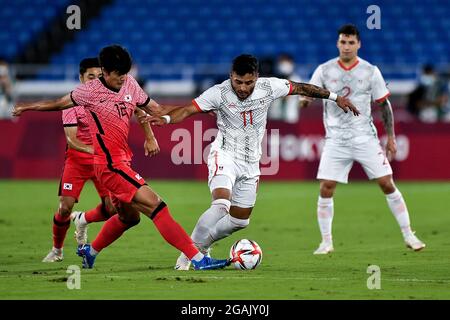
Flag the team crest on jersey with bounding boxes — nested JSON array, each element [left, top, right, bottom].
[[228, 103, 236, 109], [124, 94, 132, 102], [63, 183, 73, 190]]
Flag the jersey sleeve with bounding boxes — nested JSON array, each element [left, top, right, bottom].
[[131, 76, 150, 107], [192, 85, 221, 112], [70, 82, 91, 107], [309, 65, 324, 87], [269, 77, 292, 99], [371, 66, 390, 103], [62, 107, 78, 127]]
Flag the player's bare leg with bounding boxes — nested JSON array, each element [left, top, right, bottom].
[[377, 175, 425, 251], [70, 196, 116, 245], [42, 196, 75, 262], [314, 180, 337, 255]]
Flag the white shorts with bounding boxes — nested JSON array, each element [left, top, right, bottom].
[[317, 138, 393, 184], [207, 150, 260, 208]]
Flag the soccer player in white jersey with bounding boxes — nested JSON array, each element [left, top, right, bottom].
[[299, 24, 425, 254], [146, 54, 359, 270]]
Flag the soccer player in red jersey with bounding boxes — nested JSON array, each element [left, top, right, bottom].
[[42, 58, 110, 262], [13, 45, 229, 270], [43, 57, 161, 263]]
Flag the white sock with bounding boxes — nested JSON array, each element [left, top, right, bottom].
[[191, 252, 204, 262], [209, 214, 250, 242], [317, 196, 334, 243], [89, 246, 98, 256], [191, 199, 231, 250], [386, 189, 412, 237], [79, 212, 87, 225]]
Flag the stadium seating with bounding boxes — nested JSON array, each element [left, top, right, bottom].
[[6, 0, 450, 80], [0, 0, 71, 60]]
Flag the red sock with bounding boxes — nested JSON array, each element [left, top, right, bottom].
[[85, 204, 110, 223], [53, 213, 71, 249], [151, 203, 199, 260], [91, 214, 133, 252]]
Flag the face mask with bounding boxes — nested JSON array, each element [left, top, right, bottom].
[[0, 65, 8, 77], [277, 61, 294, 76], [420, 75, 435, 86]]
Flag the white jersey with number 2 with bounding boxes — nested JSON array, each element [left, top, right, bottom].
[[309, 57, 390, 145]]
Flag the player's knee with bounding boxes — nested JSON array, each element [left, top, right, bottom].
[[320, 181, 336, 197], [378, 176, 396, 194], [59, 203, 73, 217], [380, 182, 396, 194], [103, 201, 117, 217]]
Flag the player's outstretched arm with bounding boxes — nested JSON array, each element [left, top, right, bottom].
[[64, 126, 94, 155], [134, 108, 160, 157], [379, 98, 397, 160], [289, 81, 360, 116], [138, 99, 180, 117], [144, 104, 200, 126], [12, 94, 74, 117]]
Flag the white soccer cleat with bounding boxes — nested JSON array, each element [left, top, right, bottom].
[[404, 232, 426, 251], [174, 253, 191, 271], [174, 247, 211, 270], [70, 211, 88, 245], [42, 248, 63, 262], [313, 241, 334, 255]]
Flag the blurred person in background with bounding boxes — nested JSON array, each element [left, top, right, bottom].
[[0, 58, 14, 119], [407, 64, 448, 123], [268, 53, 302, 123], [440, 68, 450, 122]]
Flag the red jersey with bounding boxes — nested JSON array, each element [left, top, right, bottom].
[[70, 75, 149, 166], [62, 105, 93, 164]]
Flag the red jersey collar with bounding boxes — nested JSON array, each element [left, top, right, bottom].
[[338, 58, 359, 71]]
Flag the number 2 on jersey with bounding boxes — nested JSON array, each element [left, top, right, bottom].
[[240, 110, 253, 126]]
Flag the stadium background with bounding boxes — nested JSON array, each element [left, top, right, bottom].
[[1, 0, 450, 302], [1, 0, 449, 181]]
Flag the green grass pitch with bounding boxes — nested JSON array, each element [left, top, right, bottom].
[[0, 180, 449, 300]]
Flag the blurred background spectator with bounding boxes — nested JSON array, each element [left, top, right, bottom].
[[0, 58, 15, 119], [407, 65, 449, 123], [268, 53, 302, 123]]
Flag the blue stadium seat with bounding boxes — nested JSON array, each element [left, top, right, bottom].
[[17, 0, 448, 80]]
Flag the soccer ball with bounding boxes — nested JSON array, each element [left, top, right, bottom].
[[229, 239, 263, 270]]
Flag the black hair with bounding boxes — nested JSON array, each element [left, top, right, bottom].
[[338, 24, 360, 41], [232, 54, 259, 76], [423, 64, 434, 74], [99, 45, 132, 75], [79, 57, 100, 75]]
